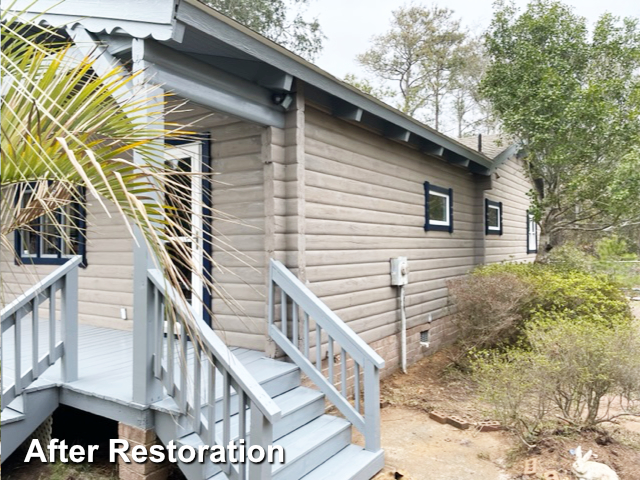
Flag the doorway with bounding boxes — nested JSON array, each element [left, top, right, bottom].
[[164, 140, 212, 325]]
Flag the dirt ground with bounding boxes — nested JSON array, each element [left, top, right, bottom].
[[367, 298, 640, 480]]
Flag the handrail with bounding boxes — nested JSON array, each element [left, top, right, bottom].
[[147, 268, 280, 479], [268, 259, 384, 452], [269, 261, 384, 368], [1, 256, 82, 320], [1, 256, 80, 410], [147, 268, 281, 422]]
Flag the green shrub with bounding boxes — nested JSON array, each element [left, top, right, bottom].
[[547, 243, 593, 272], [473, 317, 640, 435], [596, 235, 638, 261], [449, 263, 633, 357]]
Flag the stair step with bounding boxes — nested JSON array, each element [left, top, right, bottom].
[[213, 386, 325, 443], [272, 414, 351, 480], [1, 406, 26, 425], [151, 358, 300, 419], [203, 415, 351, 480], [301, 444, 385, 480]]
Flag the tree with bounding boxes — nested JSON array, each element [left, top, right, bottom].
[[343, 73, 396, 102], [481, 0, 640, 261], [356, 5, 474, 131], [203, 0, 324, 61]]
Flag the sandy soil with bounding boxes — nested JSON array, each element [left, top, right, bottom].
[[363, 407, 512, 480], [369, 336, 640, 480]]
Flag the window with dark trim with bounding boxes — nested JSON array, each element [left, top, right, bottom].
[[527, 211, 538, 254], [15, 185, 87, 266], [485, 199, 503, 235], [424, 182, 453, 233]]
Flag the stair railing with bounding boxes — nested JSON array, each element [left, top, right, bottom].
[[1, 255, 81, 410], [147, 268, 281, 480], [267, 259, 385, 452]]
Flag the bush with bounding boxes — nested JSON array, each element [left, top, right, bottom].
[[596, 235, 638, 261], [547, 243, 594, 272], [448, 271, 533, 357], [448, 263, 633, 361], [473, 317, 640, 436]]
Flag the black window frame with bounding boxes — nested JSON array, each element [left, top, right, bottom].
[[424, 181, 453, 233], [485, 199, 503, 235], [14, 184, 87, 267], [526, 210, 538, 254]]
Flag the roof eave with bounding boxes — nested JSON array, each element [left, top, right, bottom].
[[178, 0, 494, 173]]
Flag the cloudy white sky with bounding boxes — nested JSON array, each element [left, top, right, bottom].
[[305, 0, 640, 79]]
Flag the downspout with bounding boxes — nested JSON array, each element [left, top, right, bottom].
[[390, 257, 409, 373], [399, 284, 407, 373]]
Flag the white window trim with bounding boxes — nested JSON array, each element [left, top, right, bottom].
[[428, 190, 450, 226], [528, 213, 538, 252], [487, 204, 501, 231]]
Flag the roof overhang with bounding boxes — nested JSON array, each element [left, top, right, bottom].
[[5, 0, 495, 175]]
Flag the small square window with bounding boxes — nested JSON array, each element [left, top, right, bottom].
[[424, 182, 453, 232], [485, 199, 503, 235]]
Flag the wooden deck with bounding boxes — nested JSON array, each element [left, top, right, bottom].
[[1, 319, 278, 420]]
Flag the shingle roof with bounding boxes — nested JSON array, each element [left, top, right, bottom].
[[457, 134, 513, 160]]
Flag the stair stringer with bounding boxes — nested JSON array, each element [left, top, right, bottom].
[[1, 386, 60, 462]]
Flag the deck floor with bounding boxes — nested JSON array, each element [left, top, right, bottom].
[[2, 319, 268, 411]]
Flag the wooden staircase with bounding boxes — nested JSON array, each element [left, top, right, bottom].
[[2, 258, 385, 479], [152, 355, 383, 480]]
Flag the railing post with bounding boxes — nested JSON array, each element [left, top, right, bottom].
[[249, 406, 273, 480], [61, 264, 79, 382], [363, 360, 381, 452], [131, 37, 163, 406]]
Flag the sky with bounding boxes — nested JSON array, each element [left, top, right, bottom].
[[305, 0, 640, 80]]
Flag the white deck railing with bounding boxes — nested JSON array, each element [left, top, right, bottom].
[[268, 259, 385, 452], [147, 268, 281, 480], [1, 256, 81, 410]]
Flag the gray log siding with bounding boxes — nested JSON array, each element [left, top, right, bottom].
[[483, 157, 538, 262], [1, 104, 536, 362], [1, 196, 134, 330], [302, 106, 535, 351], [210, 119, 268, 350]]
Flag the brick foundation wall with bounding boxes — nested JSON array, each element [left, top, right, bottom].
[[300, 314, 458, 397], [371, 314, 458, 379]]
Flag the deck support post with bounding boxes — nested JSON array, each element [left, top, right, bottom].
[[132, 38, 164, 406], [61, 262, 79, 382]]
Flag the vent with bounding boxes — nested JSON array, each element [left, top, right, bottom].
[[420, 330, 430, 346]]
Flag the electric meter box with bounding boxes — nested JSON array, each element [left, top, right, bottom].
[[390, 257, 409, 286]]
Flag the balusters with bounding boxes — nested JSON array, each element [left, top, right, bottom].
[[280, 290, 287, 337], [238, 390, 247, 480], [304, 312, 310, 359], [15, 308, 22, 394], [328, 336, 334, 385], [292, 302, 298, 346], [207, 354, 217, 446], [49, 285, 56, 365], [341, 348, 347, 398], [354, 362, 360, 413], [268, 276, 275, 328], [222, 371, 231, 448], [179, 329, 187, 411], [153, 288, 163, 379], [32, 296, 39, 377], [193, 343, 202, 434], [316, 324, 322, 370], [167, 310, 175, 394]]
